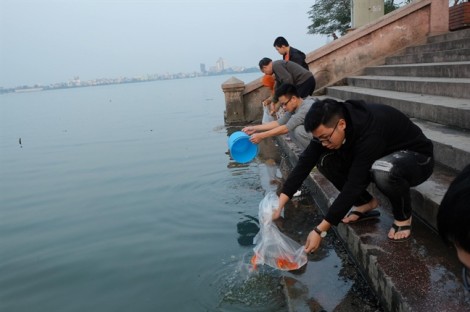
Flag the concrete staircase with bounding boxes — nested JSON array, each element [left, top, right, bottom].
[[280, 28, 470, 311], [327, 28, 470, 231]]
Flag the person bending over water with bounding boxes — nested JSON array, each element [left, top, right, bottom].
[[272, 98, 434, 251]]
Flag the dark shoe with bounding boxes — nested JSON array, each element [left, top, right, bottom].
[[345, 210, 381, 224], [388, 223, 412, 243]]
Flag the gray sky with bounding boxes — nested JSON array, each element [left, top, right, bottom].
[[0, 0, 326, 88]]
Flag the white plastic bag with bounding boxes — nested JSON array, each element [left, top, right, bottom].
[[251, 192, 307, 271], [261, 104, 275, 124], [258, 160, 279, 193]]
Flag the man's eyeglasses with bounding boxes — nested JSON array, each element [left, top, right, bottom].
[[463, 266, 470, 291], [312, 120, 339, 144], [280, 97, 292, 108]]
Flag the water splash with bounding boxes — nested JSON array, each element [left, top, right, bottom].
[[217, 253, 287, 312]]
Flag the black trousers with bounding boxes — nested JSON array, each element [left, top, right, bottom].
[[317, 150, 434, 221], [296, 76, 316, 98]]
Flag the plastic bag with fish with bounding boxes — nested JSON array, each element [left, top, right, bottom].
[[251, 191, 307, 271]]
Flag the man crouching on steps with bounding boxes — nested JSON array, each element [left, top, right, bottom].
[[272, 98, 434, 251], [242, 83, 315, 151]]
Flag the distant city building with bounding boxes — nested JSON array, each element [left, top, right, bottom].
[[216, 57, 227, 72], [69, 76, 81, 87], [208, 66, 217, 73], [200, 63, 206, 73]]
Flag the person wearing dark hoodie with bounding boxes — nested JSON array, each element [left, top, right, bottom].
[[272, 98, 434, 251], [273, 36, 309, 70]]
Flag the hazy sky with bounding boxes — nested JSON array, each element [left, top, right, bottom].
[[0, 0, 326, 88]]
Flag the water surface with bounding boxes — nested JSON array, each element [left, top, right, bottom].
[[0, 74, 383, 312], [1, 74, 288, 312]]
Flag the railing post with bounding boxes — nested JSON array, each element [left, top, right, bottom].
[[430, 0, 449, 35], [222, 77, 246, 125]]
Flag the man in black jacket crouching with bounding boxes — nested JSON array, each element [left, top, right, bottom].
[[272, 99, 434, 251]]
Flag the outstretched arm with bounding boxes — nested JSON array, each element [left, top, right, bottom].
[[249, 125, 289, 144], [242, 120, 279, 135]]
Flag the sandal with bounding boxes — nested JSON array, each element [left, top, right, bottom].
[[389, 223, 412, 242], [344, 210, 381, 224]]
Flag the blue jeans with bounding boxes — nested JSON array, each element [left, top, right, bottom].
[[317, 150, 434, 221]]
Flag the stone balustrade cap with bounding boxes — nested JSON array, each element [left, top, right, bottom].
[[221, 77, 245, 90]]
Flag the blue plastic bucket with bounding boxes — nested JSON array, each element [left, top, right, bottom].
[[227, 131, 258, 163]]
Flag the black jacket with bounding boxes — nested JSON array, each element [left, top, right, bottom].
[[281, 100, 434, 225], [284, 47, 308, 70]]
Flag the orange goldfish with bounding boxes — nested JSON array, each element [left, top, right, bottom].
[[276, 257, 299, 270]]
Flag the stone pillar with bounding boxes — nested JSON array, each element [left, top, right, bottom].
[[430, 0, 449, 35], [221, 77, 246, 124]]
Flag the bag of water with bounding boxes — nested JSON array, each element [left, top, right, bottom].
[[251, 191, 307, 271]]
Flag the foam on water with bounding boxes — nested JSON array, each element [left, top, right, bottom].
[[216, 253, 287, 312]]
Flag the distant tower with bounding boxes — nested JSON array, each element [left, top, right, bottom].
[[200, 63, 206, 73], [70, 76, 81, 86], [216, 57, 225, 72]]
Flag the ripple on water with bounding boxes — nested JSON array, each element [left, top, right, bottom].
[[194, 253, 287, 312]]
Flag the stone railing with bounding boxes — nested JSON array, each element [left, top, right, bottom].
[[222, 0, 449, 125], [222, 76, 269, 125]]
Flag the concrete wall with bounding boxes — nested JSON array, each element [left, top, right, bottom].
[[242, 78, 271, 123]]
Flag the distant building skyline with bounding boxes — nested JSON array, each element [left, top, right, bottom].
[[0, 57, 259, 94], [0, 57, 258, 93]]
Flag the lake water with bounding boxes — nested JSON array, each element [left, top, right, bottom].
[[0, 74, 383, 312], [0, 73, 294, 312]]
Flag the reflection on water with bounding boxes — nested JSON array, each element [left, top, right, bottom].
[[236, 216, 259, 247]]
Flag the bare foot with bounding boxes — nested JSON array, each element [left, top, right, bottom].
[[342, 197, 379, 223], [388, 217, 412, 241]]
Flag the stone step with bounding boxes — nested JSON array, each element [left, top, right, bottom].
[[364, 61, 470, 78], [346, 75, 470, 99], [326, 86, 470, 129], [404, 38, 470, 55], [276, 135, 470, 312], [412, 118, 470, 172], [410, 164, 456, 231], [385, 48, 470, 64], [427, 28, 470, 44]]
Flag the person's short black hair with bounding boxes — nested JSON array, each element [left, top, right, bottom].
[[273, 36, 289, 48], [259, 57, 272, 70], [437, 164, 470, 252], [304, 98, 345, 133], [274, 83, 298, 99]]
